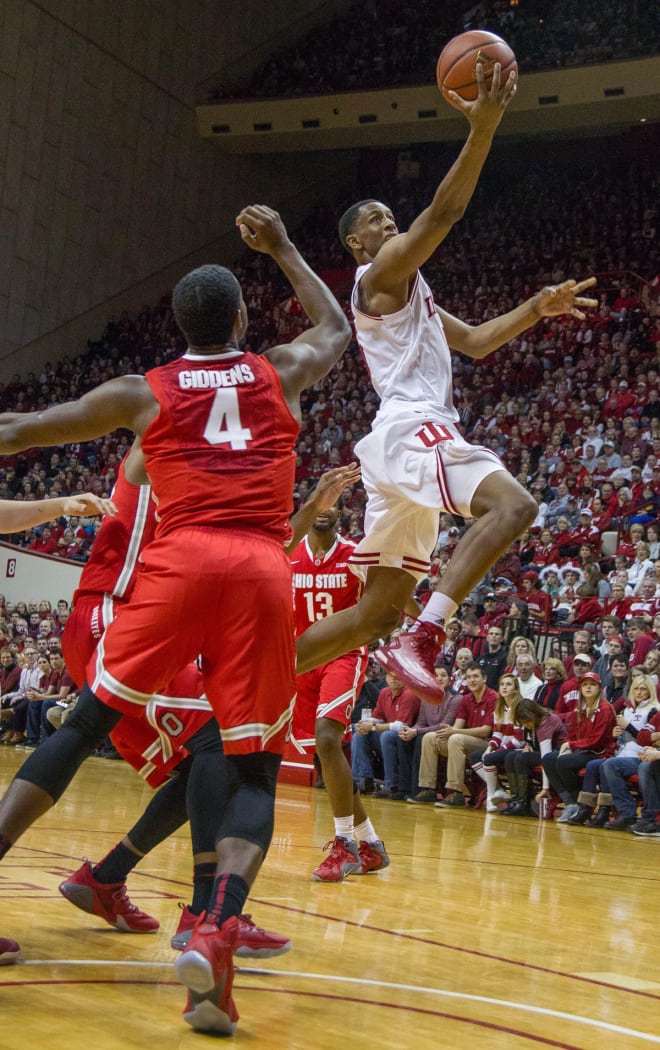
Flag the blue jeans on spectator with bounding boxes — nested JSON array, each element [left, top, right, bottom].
[[542, 749, 601, 803], [582, 757, 606, 794], [394, 735, 418, 796], [601, 755, 641, 819], [25, 700, 44, 746], [638, 761, 660, 820], [351, 729, 400, 790]]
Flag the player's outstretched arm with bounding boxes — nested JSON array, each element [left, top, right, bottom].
[[438, 277, 598, 361], [0, 493, 117, 534], [0, 376, 157, 454], [286, 462, 361, 553], [236, 204, 351, 402], [369, 62, 517, 292]]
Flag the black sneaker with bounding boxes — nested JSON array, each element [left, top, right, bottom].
[[631, 820, 660, 837], [406, 789, 436, 804]]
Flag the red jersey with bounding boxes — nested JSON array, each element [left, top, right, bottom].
[[291, 534, 364, 644], [73, 462, 156, 603], [142, 350, 299, 542]]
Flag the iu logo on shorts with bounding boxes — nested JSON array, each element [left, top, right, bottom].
[[415, 422, 453, 449]]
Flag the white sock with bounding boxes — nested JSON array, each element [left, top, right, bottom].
[[354, 818, 379, 844], [334, 815, 355, 840], [418, 591, 458, 626]]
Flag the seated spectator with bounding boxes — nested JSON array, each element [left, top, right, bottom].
[[435, 617, 461, 670], [564, 582, 603, 627], [501, 698, 567, 817], [562, 628, 594, 676], [456, 611, 487, 658], [471, 674, 525, 812], [594, 675, 660, 830], [515, 653, 544, 699], [556, 652, 594, 721], [501, 599, 535, 649], [605, 655, 632, 712], [534, 657, 568, 710], [37, 650, 77, 743], [594, 634, 627, 688], [625, 616, 656, 666], [476, 625, 508, 689], [517, 571, 552, 625], [477, 592, 508, 632], [504, 635, 540, 676], [400, 668, 462, 802], [629, 578, 658, 619], [23, 653, 52, 749], [351, 671, 420, 798], [411, 664, 496, 809], [0, 646, 20, 744], [449, 647, 476, 694], [628, 541, 654, 593], [543, 671, 617, 823], [631, 724, 660, 837], [602, 579, 633, 620]]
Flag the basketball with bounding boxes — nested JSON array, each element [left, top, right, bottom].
[[436, 30, 517, 109]]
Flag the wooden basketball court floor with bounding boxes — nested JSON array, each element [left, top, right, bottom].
[[0, 748, 658, 1050]]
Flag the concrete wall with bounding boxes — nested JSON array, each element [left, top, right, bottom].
[[0, 1, 356, 373]]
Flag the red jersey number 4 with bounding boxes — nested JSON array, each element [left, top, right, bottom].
[[203, 388, 253, 450]]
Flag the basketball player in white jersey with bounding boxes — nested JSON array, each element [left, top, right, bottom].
[[295, 61, 597, 703]]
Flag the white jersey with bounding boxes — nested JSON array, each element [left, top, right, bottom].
[[352, 263, 458, 424]]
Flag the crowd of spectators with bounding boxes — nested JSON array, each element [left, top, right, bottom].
[[207, 0, 660, 102], [0, 136, 658, 645]]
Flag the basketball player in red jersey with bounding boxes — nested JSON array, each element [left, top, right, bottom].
[[296, 63, 597, 704], [0, 205, 350, 1033], [0, 490, 114, 967], [57, 457, 290, 958], [288, 484, 389, 881]]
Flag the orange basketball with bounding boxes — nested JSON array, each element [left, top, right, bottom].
[[436, 30, 517, 110]]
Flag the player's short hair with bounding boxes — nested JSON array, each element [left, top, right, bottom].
[[172, 265, 242, 348], [338, 199, 378, 253]]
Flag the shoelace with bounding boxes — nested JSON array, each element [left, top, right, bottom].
[[110, 884, 140, 914]]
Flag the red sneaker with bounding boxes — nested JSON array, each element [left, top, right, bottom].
[[312, 836, 362, 882], [374, 623, 445, 703], [175, 914, 239, 1034], [0, 937, 20, 965], [358, 839, 390, 874], [171, 904, 291, 958], [58, 861, 160, 933]]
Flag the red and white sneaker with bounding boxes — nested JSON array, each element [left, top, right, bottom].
[[0, 937, 20, 965], [174, 913, 239, 1035], [58, 861, 160, 933], [358, 839, 390, 874], [312, 836, 362, 882], [171, 904, 291, 958], [374, 623, 445, 704]]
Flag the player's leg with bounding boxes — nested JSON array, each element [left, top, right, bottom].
[[175, 531, 295, 1033], [0, 685, 120, 855], [427, 470, 536, 614], [296, 564, 414, 675]]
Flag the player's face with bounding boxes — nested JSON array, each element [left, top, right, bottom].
[[313, 505, 340, 533], [350, 202, 398, 260]]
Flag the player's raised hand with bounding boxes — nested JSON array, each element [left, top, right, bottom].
[[236, 205, 291, 255], [62, 494, 118, 518], [533, 277, 598, 320], [307, 462, 361, 513], [449, 60, 517, 128]]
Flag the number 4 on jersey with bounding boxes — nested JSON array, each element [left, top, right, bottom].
[[203, 388, 253, 450]]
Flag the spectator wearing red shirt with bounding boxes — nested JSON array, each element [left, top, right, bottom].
[[478, 592, 508, 631], [626, 617, 656, 666], [28, 526, 58, 555], [351, 672, 420, 796], [518, 571, 552, 625]]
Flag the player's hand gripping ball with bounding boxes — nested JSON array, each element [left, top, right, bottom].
[[436, 30, 517, 109]]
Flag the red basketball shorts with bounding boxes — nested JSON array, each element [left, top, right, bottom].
[[88, 527, 296, 755], [291, 651, 367, 753]]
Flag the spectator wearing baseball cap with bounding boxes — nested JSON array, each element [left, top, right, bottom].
[[478, 592, 508, 632], [542, 669, 616, 823]]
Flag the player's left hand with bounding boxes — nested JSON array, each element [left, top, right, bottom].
[[62, 494, 118, 518], [533, 277, 598, 320], [236, 204, 290, 255], [307, 462, 361, 512]]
